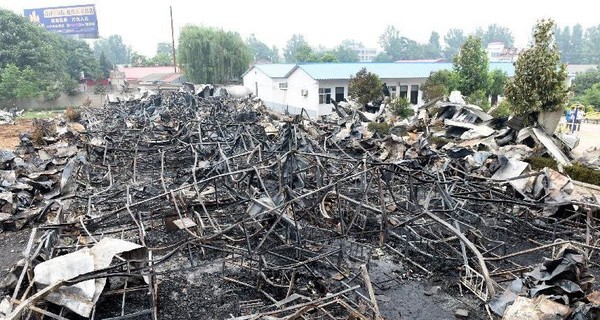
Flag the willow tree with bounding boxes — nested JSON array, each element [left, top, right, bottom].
[[178, 25, 251, 84], [505, 19, 568, 117]]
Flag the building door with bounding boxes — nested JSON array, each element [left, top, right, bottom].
[[335, 87, 344, 102]]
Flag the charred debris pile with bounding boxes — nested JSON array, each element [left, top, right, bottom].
[[0, 91, 599, 320]]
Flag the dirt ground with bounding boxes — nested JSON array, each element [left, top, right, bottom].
[[571, 121, 600, 158], [0, 120, 33, 150]]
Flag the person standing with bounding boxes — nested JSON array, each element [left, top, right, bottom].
[[575, 106, 585, 132], [565, 107, 573, 131]]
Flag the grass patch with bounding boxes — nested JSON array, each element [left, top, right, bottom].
[[18, 110, 61, 119]]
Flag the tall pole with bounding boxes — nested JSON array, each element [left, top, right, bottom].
[[170, 6, 177, 73]]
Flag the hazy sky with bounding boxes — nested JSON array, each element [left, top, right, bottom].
[[0, 0, 597, 57]]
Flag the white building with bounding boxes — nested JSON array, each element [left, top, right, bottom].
[[486, 42, 520, 62], [243, 62, 515, 117], [352, 47, 378, 62]]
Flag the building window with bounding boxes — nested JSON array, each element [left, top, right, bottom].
[[410, 85, 419, 104], [278, 82, 288, 90], [335, 87, 344, 102], [399, 85, 408, 99], [319, 88, 331, 104], [388, 86, 397, 98]]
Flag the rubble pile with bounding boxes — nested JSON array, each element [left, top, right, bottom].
[[0, 92, 598, 319], [0, 119, 83, 231]]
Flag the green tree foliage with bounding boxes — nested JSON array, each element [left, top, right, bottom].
[[319, 52, 339, 63], [93, 35, 131, 64], [332, 45, 359, 62], [151, 53, 172, 66], [389, 97, 414, 118], [505, 19, 568, 116], [443, 28, 467, 61], [465, 90, 490, 110], [379, 26, 440, 61], [348, 68, 383, 105], [421, 70, 459, 102], [425, 31, 442, 58], [475, 24, 515, 47], [0, 64, 40, 100], [294, 44, 319, 63], [246, 34, 279, 62], [99, 52, 113, 78], [156, 42, 173, 56], [284, 34, 310, 63], [488, 69, 508, 106], [130, 52, 150, 67], [0, 9, 99, 100], [583, 26, 600, 64], [453, 36, 489, 96], [582, 83, 600, 109], [178, 25, 251, 84], [571, 66, 600, 95], [554, 24, 600, 64], [61, 37, 99, 80], [491, 99, 512, 118]]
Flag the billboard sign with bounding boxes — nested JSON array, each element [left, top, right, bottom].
[[24, 4, 98, 38]]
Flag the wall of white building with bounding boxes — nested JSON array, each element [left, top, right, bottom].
[[244, 66, 431, 117], [285, 68, 320, 117]]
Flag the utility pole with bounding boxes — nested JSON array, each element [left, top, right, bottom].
[[170, 6, 177, 73]]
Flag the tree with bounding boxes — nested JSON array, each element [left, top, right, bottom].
[[333, 45, 359, 62], [488, 69, 508, 106], [246, 34, 278, 62], [453, 36, 489, 96], [572, 66, 600, 96], [0, 64, 40, 101], [93, 35, 131, 64], [378, 25, 428, 61], [582, 83, 600, 109], [505, 19, 568, 117], [178, 25, 251, 84], [156, 42, 173, 56], [443, 28, 466, 61], [583, 26, 600, 64], [283, 34, 311, 63], [294, 44, 319, 62], [571, 24, 584, 63], [0, 9, 76, 98], [348, 68, 383, 105], [319, 52, 339, 63], [425, 31, 442, 58], [421, 70, 459, 102], [476, 24, 515, 47], [99, 52, 113, 79], [150, 53, 172, 66], [60, 37, 99, 80], [130, 52, 150, 67]]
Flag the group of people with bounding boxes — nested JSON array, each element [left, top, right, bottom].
[[565, 106, 585, 132]]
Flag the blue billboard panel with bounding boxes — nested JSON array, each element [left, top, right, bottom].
[[24, 4, 99, 38]]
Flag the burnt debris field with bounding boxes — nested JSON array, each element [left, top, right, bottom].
[[0, 92, 599, 320]]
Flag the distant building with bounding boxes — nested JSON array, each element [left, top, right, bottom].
[[243, 62, 515, 117], [350, 47, 378, 62], [486, 42, 520, 62], [111, 66, 185, 91]]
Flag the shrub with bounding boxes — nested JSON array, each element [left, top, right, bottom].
[[490, 100, 512, 118], [389, 97, 414, 119], [65, 107, 81, 122], [564, 163, 600, 186], [367, 122, 391, 136], [465, 89, 490, 111]]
